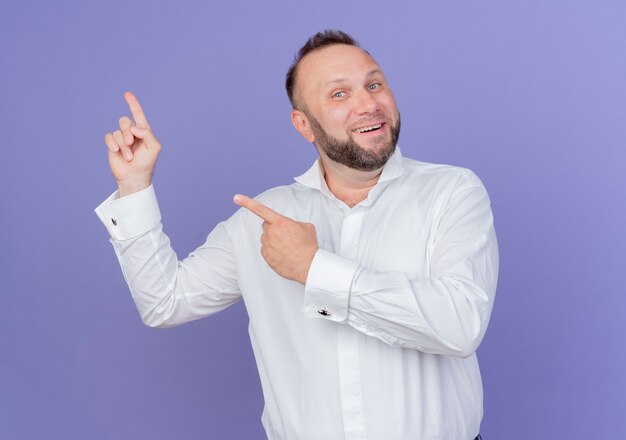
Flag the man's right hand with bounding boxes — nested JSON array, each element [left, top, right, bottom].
[[104, 92, 162, 197]]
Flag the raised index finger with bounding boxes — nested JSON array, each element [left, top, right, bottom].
[[124, 91, 150, 128], [233, 194, 284, 223]]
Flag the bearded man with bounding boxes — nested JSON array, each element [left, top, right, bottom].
[[96, 30, 497, 440]]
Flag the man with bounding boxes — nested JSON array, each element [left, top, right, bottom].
[[96, 30, 497, 440]]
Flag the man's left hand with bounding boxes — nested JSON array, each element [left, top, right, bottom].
[[234, 194, 319, 285]]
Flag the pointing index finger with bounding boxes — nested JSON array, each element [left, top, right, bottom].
[[233, 194, 284, 223], [124, 91, 150, 128]]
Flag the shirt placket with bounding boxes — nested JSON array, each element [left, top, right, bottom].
[[337, 207, 367, 440]]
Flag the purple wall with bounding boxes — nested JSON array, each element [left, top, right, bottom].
[[2, 0, 625, 438]]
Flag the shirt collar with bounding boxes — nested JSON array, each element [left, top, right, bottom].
[[294, 147, 405, 192]]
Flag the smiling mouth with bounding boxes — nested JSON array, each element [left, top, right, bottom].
[[352, 123, 383, 134]]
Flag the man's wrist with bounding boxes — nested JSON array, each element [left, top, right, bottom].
[[298, 247, 319, 285], [117, 178, 152, 198]]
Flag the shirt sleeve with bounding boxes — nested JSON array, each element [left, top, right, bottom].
[[303, 173, 499, 358], [95, 185, 242, 328]]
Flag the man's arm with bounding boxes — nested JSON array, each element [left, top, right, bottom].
[[235, 174, 498, 358], [96, 185, 242, 328], [98, 93, 241, 327]]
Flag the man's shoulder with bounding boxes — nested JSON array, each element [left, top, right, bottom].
[[401, 156, 471, 176], [247, 182, 310, 217], [255, 181, 307, 200], [400, 156, 484, 190], [225, 183, 306, 233]]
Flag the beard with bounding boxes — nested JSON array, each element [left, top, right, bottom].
[[307, 112, 401, 171]]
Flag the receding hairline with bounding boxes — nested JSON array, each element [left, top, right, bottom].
[[291, 43, 374, 110], [286, 30, 361, 108], [322, 68, 383, 87]]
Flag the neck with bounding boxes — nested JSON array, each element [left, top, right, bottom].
[[318, 154, 383, 208]]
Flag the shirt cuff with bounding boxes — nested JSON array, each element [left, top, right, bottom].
[[303, 249, 360, 322], [94, 184, 161, 240]]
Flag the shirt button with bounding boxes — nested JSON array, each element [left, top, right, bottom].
[[111, 218, 117, 226], [317, 308, 330, 316]]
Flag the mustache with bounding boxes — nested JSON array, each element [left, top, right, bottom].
[[350, 112, 389, 126]]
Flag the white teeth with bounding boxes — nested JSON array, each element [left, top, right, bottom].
[[354, 124, 382, 133]]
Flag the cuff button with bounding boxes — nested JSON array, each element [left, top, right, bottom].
[[317, 308, 330, 316], [111, 218, 117, 226]]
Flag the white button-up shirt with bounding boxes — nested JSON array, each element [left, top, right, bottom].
[[95, 149, 498, 440]]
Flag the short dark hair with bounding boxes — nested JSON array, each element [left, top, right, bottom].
[[285, 30, 360, 109]]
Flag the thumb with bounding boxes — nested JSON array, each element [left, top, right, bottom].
[[130, 125, 160, 148]]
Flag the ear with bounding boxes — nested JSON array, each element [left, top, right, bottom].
[[290, 109, 315, 143]]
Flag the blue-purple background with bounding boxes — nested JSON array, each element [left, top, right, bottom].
[[1, 0, 625, 438]]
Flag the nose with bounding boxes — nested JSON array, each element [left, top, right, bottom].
[[353, 88, 380, 115]]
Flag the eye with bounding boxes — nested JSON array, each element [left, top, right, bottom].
[[332, 91, 346, 99], [368, 83, 381, 91]]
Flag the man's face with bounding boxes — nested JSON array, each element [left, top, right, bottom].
[[292, 44, 401, 171]]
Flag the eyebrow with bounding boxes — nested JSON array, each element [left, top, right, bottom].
[[324, 69, 383, 87]]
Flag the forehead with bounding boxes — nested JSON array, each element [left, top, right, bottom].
[[297, 44, 382, 92]]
